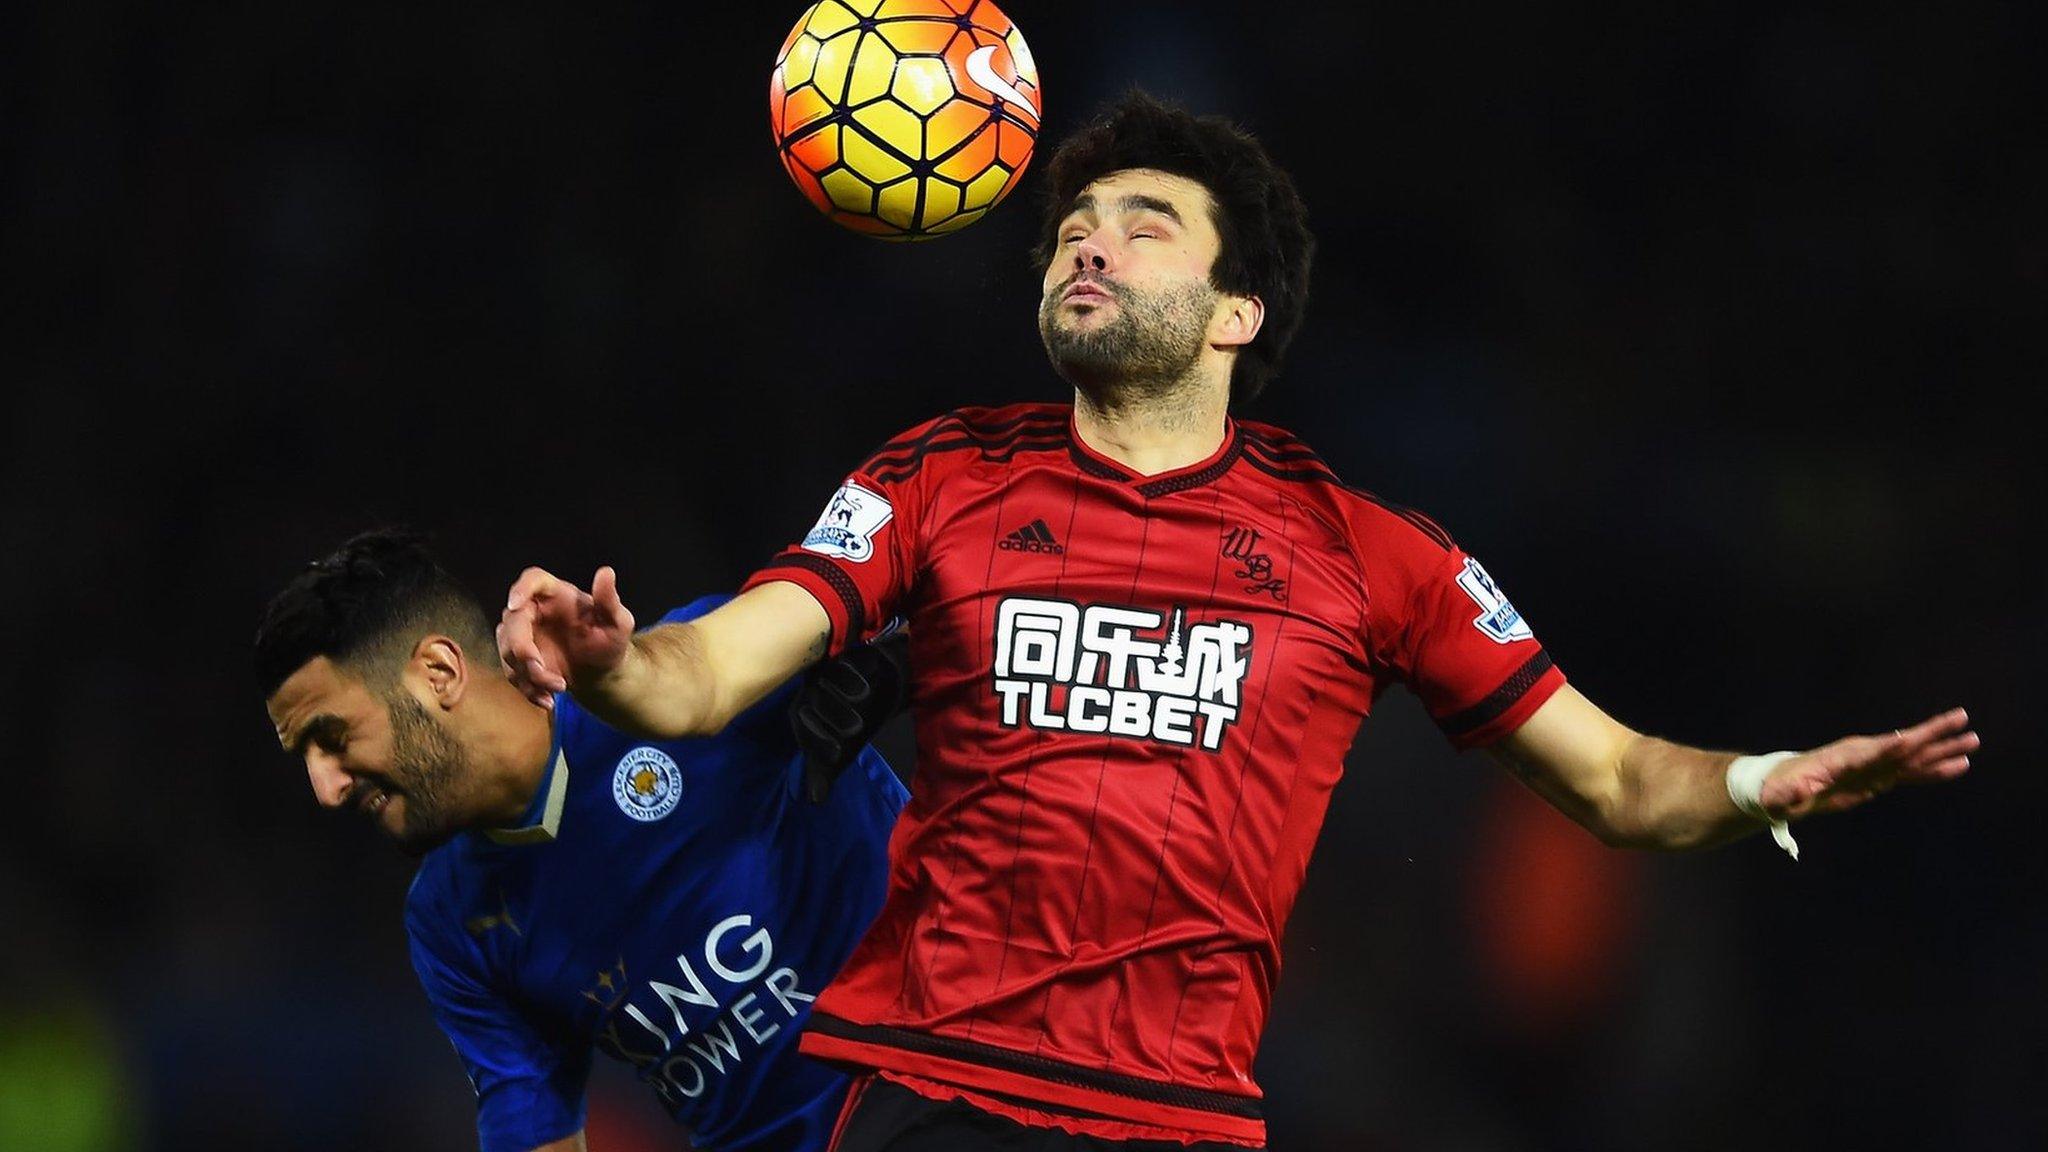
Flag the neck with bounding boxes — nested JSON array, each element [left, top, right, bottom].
[[1071, 371, 1230, 477], [467, 682, 557, 827]]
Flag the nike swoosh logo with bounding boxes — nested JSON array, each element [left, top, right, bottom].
[[965, 45, 1040, 125]]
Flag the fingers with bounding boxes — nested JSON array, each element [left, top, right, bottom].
[[504, 566, 561, 615], [591, 565, 636, 634], [500, 566, 574, 707], [495, 623, 518, 680], [499, 607, 564, 706], [1888, 708, 1977, 781], [1892, 707, 1970, 750]]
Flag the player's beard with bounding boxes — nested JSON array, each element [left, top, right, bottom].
[[1038, 273, 1218, 405], [379, 690, 468, 856]]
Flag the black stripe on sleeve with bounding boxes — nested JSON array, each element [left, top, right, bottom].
[[760, 553, 867, 651], [863, 412, 1067, 478], [1437, 649, 1555, 739], [868, 434, 1067, 485]]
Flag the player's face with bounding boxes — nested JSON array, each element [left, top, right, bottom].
[[1038, 168, 1228, 394], [267, 656, 470, 855]]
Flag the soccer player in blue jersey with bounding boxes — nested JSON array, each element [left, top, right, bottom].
[[255, 530, 910, 1152]]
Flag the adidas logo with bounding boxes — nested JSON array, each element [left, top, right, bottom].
[[999, 519, 1065, 555]]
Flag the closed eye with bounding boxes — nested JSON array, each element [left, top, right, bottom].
[[289, 713, 350, 757]]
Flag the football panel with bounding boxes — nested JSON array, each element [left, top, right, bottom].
[[875, 18, 957, 55], [811, 28, 861, 105], [1005, 26, 1039, 87], [876, 0, 959, 17], [851, 100, 924, 160], [804, 1, 860, 38], [846, 32, 898, 106], [929, 205, 988, 234], [820, 167, 879, 216], [924, 100, 989, 158], [889, 57, 955, 117], [779, 84, 836, 139], [841, 124, 913, 184], [995, 119, 1034, 168], [961, 162, 1010, 211], [780, 152, 835, 217], [776, 7, 816, 61], [787, 124, 841, 173], [780, 32, 822, 89], [993, 160, 1029, 206], [919, 178, 962, 227], [967, 4, 1014, 37], [875, 177, 921, 230], [933, 125, 997, 182]]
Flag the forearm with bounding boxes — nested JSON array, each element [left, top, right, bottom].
[[577, 622, 723, 740], [1607, 734, 1756, 851], [1492, 687, 1766, 851], [573, 581, 834, 740]]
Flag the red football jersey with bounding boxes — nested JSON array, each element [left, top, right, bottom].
[[742, 404, 1564, 1145]]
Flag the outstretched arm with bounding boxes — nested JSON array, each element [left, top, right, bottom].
[[1489, 684, 1976, 851], [498, 568, 830, 739]]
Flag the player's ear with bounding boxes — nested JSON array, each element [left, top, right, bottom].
[[1210, 292, 1264, 350], [413, 635, 469, 710]]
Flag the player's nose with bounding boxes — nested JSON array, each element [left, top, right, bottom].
[[1073, 229, 1111, 273], [305, 750, 353, 809]]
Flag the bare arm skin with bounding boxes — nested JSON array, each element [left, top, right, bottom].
[[1489, 684, 1977, 850], [499, 569, 830, 740]]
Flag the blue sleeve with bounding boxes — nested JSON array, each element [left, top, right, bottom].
[[655, 594, 732, 628], [405, 887, 589, 1152]]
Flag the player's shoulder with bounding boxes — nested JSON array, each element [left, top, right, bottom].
[[1235, 418, 1458, 559], [403, 843, 471, 944], [858, 402, 1071, 479]]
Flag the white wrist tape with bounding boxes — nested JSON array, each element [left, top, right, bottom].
[[1726, 751, 1801, 860]]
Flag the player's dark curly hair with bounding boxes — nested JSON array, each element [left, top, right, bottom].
[[1032, 90, 1315, 406], [254, 528, 496, 698]]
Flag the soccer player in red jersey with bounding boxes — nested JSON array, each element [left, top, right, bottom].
[[499, 93, 1977, 1151]]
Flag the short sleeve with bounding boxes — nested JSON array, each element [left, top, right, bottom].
[[741, 417, 940, 657], [1364, 516, 1566, 749], [405, 892, 590, 1152]]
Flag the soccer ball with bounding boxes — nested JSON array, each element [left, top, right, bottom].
[[769, 0, 1042, 239]]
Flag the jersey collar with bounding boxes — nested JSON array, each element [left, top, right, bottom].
[[481, 717, 570, 846], [1066, 411, 1245, 498]]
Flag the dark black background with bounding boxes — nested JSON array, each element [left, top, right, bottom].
[[4, 2, 2042, 1149]]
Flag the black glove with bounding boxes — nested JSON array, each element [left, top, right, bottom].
[[790, 631, 910, 803]]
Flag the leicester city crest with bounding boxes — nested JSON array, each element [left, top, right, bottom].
[[611, 746, 683, 822]]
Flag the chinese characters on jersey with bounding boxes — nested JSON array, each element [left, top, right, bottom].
[[991, 597, 1253, 751]]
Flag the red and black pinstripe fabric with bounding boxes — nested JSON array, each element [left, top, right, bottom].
[[742, 403, 1564, 1146]]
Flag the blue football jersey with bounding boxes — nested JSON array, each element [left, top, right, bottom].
[[405, 596, 907, 1152]]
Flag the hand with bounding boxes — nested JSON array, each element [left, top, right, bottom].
[[1758, 707, 1977, 819], [498, 566, 637, 709]]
